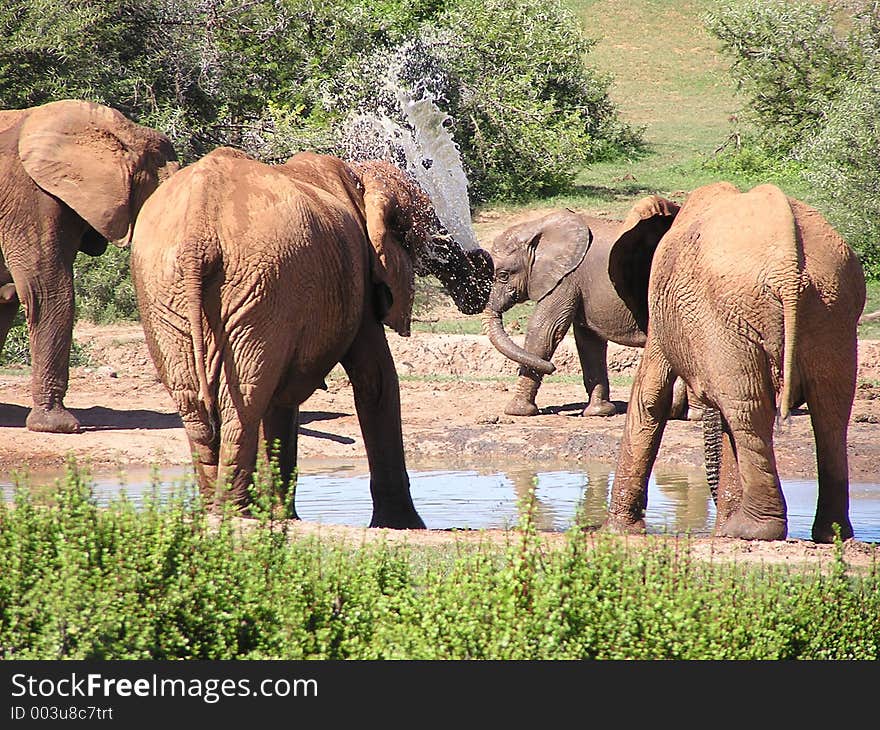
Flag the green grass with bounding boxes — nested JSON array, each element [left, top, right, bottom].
[[466, 0, 804, 220], [1, 462, 878, 660]]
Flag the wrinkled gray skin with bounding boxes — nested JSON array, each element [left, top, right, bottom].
[[481, 203, 693, 418], [0, 99, 178, 433], [604, 182, 866, 543]]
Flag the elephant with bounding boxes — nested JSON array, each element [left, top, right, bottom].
[[130, 147, 493, 528], [604, 181, 866, 543], [0, 99, 179, 433], [480, 203, 695, 419]]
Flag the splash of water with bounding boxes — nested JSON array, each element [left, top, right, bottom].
[[339, 42, 479, 251]]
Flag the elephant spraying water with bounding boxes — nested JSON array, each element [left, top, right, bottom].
[[131, 148, 492, 527]]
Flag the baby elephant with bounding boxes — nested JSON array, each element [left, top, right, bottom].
[[481, 202, 691, 418]]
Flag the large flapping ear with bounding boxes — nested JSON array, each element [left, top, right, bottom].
[[527, 210, 592, 301], [608, 196, 680, 330], [357, 161, 417, 336], [18, 100, 137, 243]]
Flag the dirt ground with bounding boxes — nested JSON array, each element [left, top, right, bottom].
[[0, 209, 879, 570]]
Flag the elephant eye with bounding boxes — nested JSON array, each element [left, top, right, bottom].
[[496, 270, 510, 283]]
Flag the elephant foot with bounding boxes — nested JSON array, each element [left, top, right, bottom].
[[369, 506, 426, 530], [811, 518, 854, 544], [582, 401, 617, 417], [26, 405, 80, 434], [714, 510, 787, 541], [600, 514, 646, 535], [504, 397, 539, 417]]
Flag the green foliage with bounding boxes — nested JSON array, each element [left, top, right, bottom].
[[796, 62, 880, 280], [704, 1, 870, 155], [426, 0, 643, 201], [74, 246, 139, 323], [1, 460, 878, 659], [705, 1, 880, 279]]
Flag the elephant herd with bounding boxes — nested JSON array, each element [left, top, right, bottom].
[[0, 99, 868, 543]]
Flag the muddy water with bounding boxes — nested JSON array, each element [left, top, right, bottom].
[[5, 459, 880, 542]]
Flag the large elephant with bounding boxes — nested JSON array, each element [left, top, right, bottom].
[[0, 99, 178, 433], [480, 202, 691, 418], [604, 182, 866, 543], [130, 147, 492, 528]]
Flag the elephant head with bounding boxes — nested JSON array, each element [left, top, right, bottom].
[[481, 210, 592, 374], [481, 200, 680, 375], [17, 100, 179, 248], [351, 159, 492, 335]]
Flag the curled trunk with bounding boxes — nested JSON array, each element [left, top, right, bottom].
[[481, 309, 555, 375]]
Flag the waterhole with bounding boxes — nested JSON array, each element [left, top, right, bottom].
[[5, 460, 880, 542]]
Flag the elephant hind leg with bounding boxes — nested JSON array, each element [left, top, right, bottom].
[[806, 371, 856, 543], [260, 404, 300, 519], [713, 403, 787, 541], [573, 323, 617, 417], [604, 341, 675, 533]]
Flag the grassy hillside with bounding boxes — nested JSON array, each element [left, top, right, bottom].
[[511, 0, 810, 217]]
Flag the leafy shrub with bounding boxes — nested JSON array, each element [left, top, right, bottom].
[[1, 460, 878, 659], [795, 64, 880, 279], [704, 0, 870, 155], [73, 246, 139, 323], [705, 1, 880, 278]]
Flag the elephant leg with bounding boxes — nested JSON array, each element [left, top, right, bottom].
[[572, 322, 616, 417], [260, 404, 300, 520], [16, 237, 80, 433], [341, 318, 424, 529], [713, 401, 787, 541], [807, 370, 856, 543], [505, 301, 574, 416], [714, 423, 743, 529], [604, 342, 675, 533]]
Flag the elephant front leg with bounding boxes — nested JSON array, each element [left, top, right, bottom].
[[603, 343, 674, 533], [573, 322, 616, 417], [18, 256, 80, 433], [342, 319, 425, 529], [504, 300, 574, 417]]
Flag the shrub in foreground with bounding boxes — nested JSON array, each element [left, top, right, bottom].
[[0, 462, 877, 659]]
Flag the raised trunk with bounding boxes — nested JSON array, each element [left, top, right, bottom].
[[481, 309, 555, 375]]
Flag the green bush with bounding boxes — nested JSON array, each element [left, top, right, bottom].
[[795, 64, 880, 279], [1, 460, 878, 659], [706, 1, 880, 278], [73, 246, 139, 323], [704, 0, 870, 155]]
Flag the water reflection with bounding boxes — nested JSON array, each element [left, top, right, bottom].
[[3, 460, 880, 542]]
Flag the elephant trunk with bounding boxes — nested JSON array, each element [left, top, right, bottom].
[[481, 308, 555, 375], [422, 236, 493, 315]]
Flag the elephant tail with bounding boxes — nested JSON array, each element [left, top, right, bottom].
[[182, 241, 217, 435], [777, 201, 804, 428]]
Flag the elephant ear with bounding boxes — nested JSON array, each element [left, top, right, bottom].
[[18, 100, 136, 243], [358, 162, 417, 336], [527, 210, 592, 301], [608, 196, 681, 331]]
